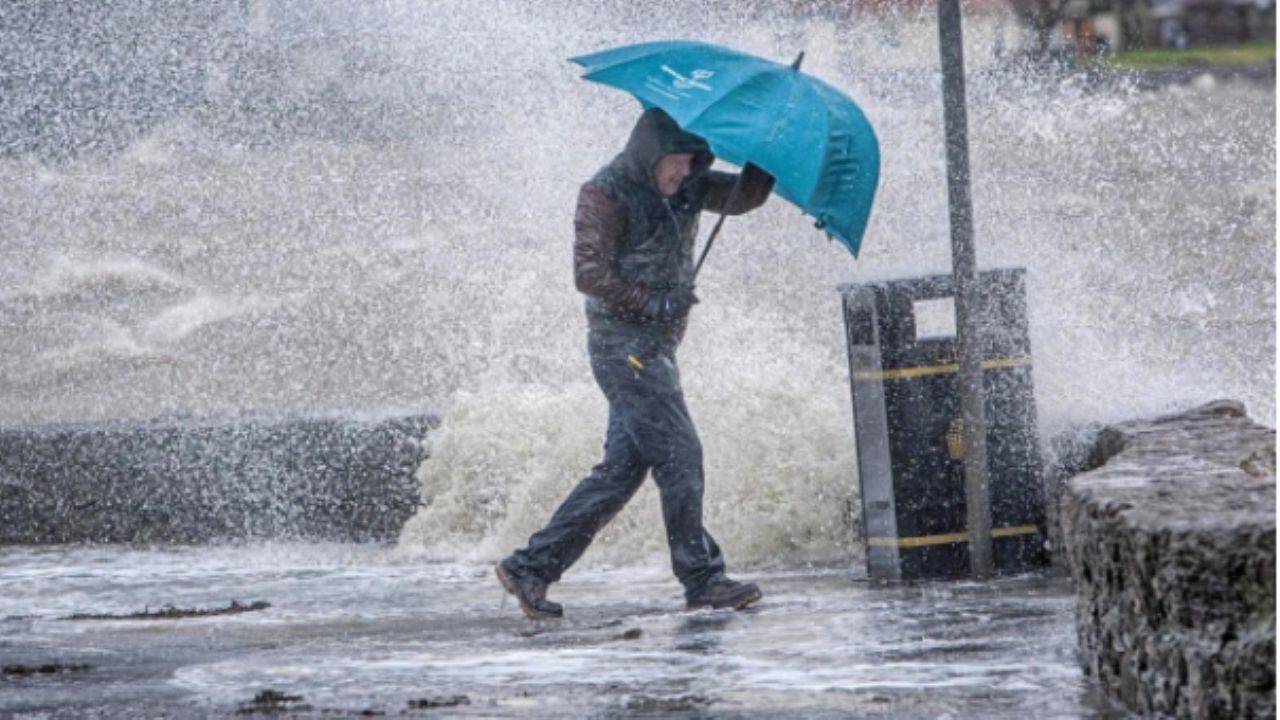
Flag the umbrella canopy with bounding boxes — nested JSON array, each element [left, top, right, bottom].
[[570, 40, 880, 257]]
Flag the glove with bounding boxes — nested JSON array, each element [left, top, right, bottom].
[[642, 285, 699, 323]]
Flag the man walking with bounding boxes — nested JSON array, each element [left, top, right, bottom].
[[496, 108, 774, 619]]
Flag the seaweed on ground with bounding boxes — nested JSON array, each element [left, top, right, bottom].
[[3, 663, 92, 676], [63, 600, 270, 621], [236, 689, 309, 715], [407, 695, 470, 709]]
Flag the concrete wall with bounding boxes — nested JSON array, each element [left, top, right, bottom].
[[1060, 400, 1275, 718], [0, 413, 434, 544]]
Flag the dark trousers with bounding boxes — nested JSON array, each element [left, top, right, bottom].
[[506, 329, 726, 599]]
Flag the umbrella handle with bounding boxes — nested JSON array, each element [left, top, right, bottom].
[[692, 172, 744, 281]]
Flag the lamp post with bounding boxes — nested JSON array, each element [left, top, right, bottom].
[[936, 0, 994, 577]]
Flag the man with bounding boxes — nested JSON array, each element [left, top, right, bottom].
[[496, 107, 774, 619]]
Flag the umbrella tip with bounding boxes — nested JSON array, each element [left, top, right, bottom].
[[791, 51, 805, 70]]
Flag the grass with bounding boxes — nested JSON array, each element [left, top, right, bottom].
[[1108, 41, 1276, 70]]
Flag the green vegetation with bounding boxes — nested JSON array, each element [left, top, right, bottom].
[[1108, 41, 1276, 70]]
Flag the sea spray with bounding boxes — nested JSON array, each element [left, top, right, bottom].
[[1, 1, 1271, 568]]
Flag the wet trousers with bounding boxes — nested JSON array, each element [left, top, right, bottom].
[[506, 328, 726, 599]]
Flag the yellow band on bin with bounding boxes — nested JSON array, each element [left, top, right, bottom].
[[853, 356, 1031, 382], [867, 524, 1041, 548]]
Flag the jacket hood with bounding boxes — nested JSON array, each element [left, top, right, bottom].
[[621, 108, 714, 191]]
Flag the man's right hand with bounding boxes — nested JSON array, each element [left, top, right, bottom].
[[642, 285, 699, 323]]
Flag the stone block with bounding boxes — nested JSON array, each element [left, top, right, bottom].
[[1061, 400, 1275, 718]]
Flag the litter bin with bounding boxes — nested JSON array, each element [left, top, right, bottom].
[[840, 268, 1047, 580]]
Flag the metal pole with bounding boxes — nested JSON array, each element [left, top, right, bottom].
[[936, 0, 994, 577]]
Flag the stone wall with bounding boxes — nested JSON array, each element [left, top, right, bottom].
[[1060, 400, 1275, 718], [0, 413, 435, 544]]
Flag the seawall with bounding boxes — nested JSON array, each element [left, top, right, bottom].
[[0, 413, 435, 544]]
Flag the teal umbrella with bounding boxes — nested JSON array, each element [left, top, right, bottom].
[[570, 40, 880, 258]]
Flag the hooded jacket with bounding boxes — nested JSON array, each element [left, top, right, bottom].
[[574, 108, 774, 344]]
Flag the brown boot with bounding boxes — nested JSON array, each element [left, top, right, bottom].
[[686, 577, 762, 611], [495, 561, 563, 620]]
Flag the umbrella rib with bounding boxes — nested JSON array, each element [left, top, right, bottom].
[[803, 80, 834, 211]]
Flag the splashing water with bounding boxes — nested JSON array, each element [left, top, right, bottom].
[[1, 2, 1272, 569]]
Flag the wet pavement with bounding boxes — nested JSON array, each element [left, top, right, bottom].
[[1, 544, 1123, 718]]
